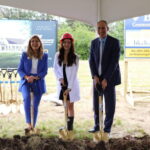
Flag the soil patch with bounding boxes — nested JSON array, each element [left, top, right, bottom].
[[0, 135, 149, 150]]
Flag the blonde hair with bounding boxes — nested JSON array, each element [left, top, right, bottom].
[[27, 35, 43, 59]]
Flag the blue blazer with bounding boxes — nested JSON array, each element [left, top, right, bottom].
[[18, 52, 48, 94], [89, 35, 121, 86]]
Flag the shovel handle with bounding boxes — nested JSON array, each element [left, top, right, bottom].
[[63, 94, 68, 129], [99, 95, 103, 131], [0, 84, 2, 102], [30, 92, 34, 128]]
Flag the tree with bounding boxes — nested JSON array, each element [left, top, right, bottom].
[[0, 6, 53, 20]]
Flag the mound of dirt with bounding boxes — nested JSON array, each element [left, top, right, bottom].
[[0, 135, 149, 150]]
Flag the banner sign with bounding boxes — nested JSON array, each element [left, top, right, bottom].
[[0, 20, 57, 67], [125, 15, 150, 58]]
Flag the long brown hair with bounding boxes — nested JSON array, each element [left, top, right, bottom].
[[58, 39, 77, 66], [27, 35, 43, 59]]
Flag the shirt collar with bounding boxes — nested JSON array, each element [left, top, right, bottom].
[[99, 36, 107, 42]]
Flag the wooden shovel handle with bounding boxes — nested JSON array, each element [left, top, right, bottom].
[[63, 94, 68, 129], [99, 95, 103, 131]]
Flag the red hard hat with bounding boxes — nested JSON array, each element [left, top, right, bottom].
[[60, 33, 74, 42]]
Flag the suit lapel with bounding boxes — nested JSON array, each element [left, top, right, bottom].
[[37, 55, 44, 73], [26, 56, 32, 73], [96, 38, 100, 63]]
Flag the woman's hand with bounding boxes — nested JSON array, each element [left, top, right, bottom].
[[34, 76, 40, 80], [25, 75, 40, 83], [59, 78, 65, 86], [25, 76, 35, 83], [64, 88, 71, 96]]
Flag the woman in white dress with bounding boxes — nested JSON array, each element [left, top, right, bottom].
[[53, 33, 80, 132]]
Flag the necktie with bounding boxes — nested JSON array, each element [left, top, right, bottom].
[[98, 39, 103, 76]]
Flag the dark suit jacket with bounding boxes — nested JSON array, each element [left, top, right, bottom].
[[89, 35, 121, 86], [18, 52, 48, 94]]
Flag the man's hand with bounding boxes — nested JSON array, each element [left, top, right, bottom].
[[93, 76, 100, 87], [101, 79, 107, 89]]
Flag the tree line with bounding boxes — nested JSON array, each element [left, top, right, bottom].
[[0, 6, 124, 60]]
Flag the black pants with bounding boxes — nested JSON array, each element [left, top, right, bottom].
[[59, 64, 70, 101], [93, 84, 116, 133]]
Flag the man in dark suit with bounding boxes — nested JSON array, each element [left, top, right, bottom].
[[89, 20, 121, 141]]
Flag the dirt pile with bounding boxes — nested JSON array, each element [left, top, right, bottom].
[[0, 135, 149, 150]]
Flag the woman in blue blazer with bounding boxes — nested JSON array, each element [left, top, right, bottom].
[[18, 35, 48, 134]]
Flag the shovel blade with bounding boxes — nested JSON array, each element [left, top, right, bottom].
[[59, 129, 74, 141], [59, 128, 68, 140], [24, 128, 40, 136], [93, 131, 101, 143], [93, 131, 104, 143], [67, 131, 74, 141]]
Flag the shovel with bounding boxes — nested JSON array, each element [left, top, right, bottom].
[[59, 93, 69, 140], [30, 85, 40, 135], [0, 69, 2, 102], [30, 90, 34, 130], [93, 83, 104, 143], [7, 69, 13, 102], [59, 89, 74, 141], [13, 69, 19, 103], [1, 69, 7, 103]]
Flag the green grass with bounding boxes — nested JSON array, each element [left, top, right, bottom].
[[0, 60, 150, 138], [113, 117, 123, 127], [127, 128, 147, 137]]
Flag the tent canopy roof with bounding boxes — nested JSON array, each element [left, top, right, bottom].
[[0, 0, 150, 26]]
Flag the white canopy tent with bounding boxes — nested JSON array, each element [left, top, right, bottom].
[[0, 0, 150, 26]]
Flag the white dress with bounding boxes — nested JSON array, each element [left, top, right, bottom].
[[53, 52, 80, 103]]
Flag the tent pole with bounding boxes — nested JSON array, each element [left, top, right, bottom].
[[97, 0, 101, 22]]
